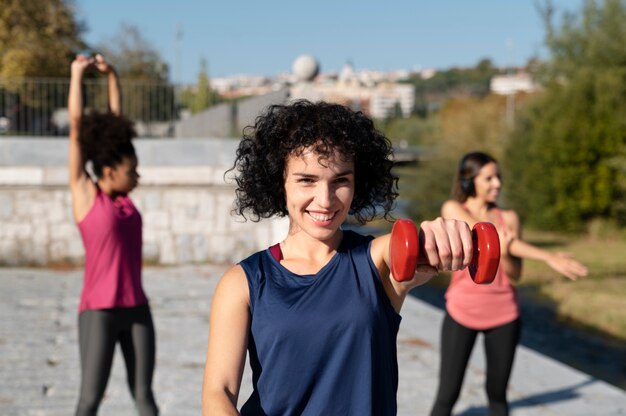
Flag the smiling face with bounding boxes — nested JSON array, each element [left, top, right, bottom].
[[283, 147, 355, 244], [472, 161, 501, 203]]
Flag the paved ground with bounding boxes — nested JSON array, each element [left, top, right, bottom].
[[1, 265, 625, 415]]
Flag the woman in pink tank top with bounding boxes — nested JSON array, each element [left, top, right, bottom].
[[430, 151, 588, 416], [68, 53, 158, 415]]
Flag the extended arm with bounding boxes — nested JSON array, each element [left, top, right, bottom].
[[202, 266, 251, 415], [68, 56, 96, 222], [94, 54, 122, 115], [442, 200, 587, 281], [508, 236, 587, 281], [371, 217, 473, 312]]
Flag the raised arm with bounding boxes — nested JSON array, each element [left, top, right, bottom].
[[68, 55, 97, 223], [93, 54, 122, 115], [202, 265, 251, 415]]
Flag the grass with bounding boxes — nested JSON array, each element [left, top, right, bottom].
[[516, 229, 626, 342]]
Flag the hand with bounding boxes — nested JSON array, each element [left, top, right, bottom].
[[418, 217, 473, 272], [93, 54, 114, 74], [71, 54, 94, 77], [546, 252, 588, 281]]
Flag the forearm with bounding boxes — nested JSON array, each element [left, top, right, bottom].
[[508, 238, 550, 262], [107, 69, 122, 115], [68, 73, 84, 130], [68, 68, 87, 186], [202, 390, 239, 415]]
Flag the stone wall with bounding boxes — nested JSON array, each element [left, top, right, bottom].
[[0, 138, 288, 266]]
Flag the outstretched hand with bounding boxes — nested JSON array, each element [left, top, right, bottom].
[[418, 217, 473, 273], [546, 252, 588, 281]]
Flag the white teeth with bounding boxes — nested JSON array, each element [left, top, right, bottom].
[[309, 212, 334, 222]]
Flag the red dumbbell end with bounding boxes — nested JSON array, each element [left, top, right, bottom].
[[470, 222, 501, 284], [389, 219, 419, 282]]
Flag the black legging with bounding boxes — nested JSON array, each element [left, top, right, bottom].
[[76, 304, 159, 416], [430, 312, 521, 416]]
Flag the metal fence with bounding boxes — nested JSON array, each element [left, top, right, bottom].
[[0, 78, 180, 137]]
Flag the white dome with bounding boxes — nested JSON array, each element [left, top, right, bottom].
[[292, 54, 319, 82]]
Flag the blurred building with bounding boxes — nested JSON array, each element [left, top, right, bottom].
[[175, 55, 419, 138], [288, 55, 415, 118], [207, 55, 416, 119], [490, 72, 537, 95]]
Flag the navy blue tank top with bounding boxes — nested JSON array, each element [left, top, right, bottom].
[[239, 230, 401, 415]]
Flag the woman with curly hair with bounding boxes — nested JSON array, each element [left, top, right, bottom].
[[202, 100, 475, 415], [68, 53, 158, 416]]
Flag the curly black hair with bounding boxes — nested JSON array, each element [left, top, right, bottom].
[[79, 111, 137, 178], [228, 100, 399, 224]]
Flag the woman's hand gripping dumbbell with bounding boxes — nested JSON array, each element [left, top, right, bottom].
[[389, 219, 500, 284]]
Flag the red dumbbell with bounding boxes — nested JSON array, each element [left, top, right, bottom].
[[389, 219, 500, 284]]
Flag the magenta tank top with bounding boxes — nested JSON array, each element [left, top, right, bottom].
[[445, 208, 519, 330], [77, 188, 147, 312]]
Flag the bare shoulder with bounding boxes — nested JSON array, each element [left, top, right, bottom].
[[499, 209, 520, 227], [441, 199, 464, 218], [214, 264, 249, 306]]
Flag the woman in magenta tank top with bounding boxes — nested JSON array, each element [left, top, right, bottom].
[[201, 101, 479, 415], [430, 151, 588, 416], [68, 54, 158, 416]]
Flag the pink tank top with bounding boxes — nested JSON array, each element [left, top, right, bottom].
[[77, 188, 147, 312], [445, 208, 519, 330]]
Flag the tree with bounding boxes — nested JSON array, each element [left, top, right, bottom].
[[93, 24, 176, 123], [180, 58, 221, 114], [0, 0, 84, 134], [505, 0, 626, 231], [95, 24, 169, 82], [407, 58, 503, 118], [0, 0, 84, 78], [398, 94, 516, 221]]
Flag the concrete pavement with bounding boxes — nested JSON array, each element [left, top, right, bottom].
[[1, 265, 624, 415]]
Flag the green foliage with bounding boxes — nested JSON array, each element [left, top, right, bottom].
[[383, 95, 513, 221], [0, 0, 84, 78], [380, 59, 516, 221], [376, 115, 436, 146], [505, 0, 626, 231], [377, 116, 441, 220], [95, 24, 169, 82], [407, 58, 503, 116], [179, 59, 221, 114], [0, 0, 83, 133], [396, 156, 455, 221], [425, 96, 513, 218], [94, 24, 176, 122]]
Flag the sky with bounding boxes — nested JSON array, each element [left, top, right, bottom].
[[75, 0, 583, 84]]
